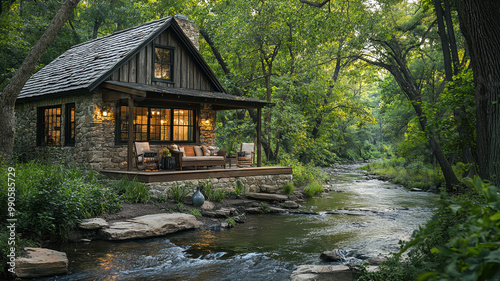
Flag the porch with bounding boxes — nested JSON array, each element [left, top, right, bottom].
[[100, 166, 292, 183]]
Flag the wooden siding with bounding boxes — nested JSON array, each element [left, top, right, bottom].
[[109, 30, 215, 91]]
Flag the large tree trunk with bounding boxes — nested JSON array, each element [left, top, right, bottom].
[[456, 0, 500, 186], [0, 0, 80, 161]]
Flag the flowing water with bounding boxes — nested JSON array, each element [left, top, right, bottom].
[[41, 165, 436, 281]]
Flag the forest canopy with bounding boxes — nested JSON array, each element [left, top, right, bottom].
[[1, 0, 498, 187]]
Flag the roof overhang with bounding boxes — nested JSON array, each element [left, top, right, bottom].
[[102, 81, 273, 110]]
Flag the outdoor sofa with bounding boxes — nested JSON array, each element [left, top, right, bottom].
[[168, 145, 226, 170]]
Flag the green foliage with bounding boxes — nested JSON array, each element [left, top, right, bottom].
[[225, 217, 236, 227], [190, 208, 202, 217], [280, 155, 327, 187], [282, 182, 295, 195], [0, 161, 121, 242], [303, 182, 324, 198], [357, 178, 500, 281], [111, 177, 150, 203], [200, 181, 226, 202], [175, 202, 185, 212], [363, 158, 445, 190], [258, 202, 271, 213], [168, 184, 190, 203], [234, 180, 245, 197]]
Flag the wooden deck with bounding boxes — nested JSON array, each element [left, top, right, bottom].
[[100, 166, 292, 183]]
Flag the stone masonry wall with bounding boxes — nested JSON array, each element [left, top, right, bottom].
[[15, 90, 219, 170], [146, 174, 293, 198]]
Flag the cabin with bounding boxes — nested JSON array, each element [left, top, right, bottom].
[[15, 16, 292, 192]]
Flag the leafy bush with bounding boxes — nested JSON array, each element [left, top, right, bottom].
[[200, 181, 226, 202], [168, 184, 190, 203], [282, 182, 295, 194], [0, 161, 121, 242], [111, 177, 150, 203], [303, 181, 323, 198], [280, 156, 327, 187], [356, 178, 500, 281]]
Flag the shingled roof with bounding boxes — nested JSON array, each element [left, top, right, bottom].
[[18, 16, 225, 100]]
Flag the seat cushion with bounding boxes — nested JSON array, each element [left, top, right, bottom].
[[182, 156, 224, 162]]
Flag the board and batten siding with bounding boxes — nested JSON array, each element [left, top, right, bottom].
[[108, 30, 214, 91]]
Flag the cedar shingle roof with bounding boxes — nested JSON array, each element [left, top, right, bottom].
[[18, 17, 225, 100]]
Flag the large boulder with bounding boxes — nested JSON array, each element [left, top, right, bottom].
[[320, 249, 347, 262], [247, 192, 288, 202], [99, 213, 202, 240], [290, 265, 353, 281], [15, 248, 68, 278], [78, 218, 109, 230]]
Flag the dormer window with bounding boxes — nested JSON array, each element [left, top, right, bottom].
[[153, 45, 174, 82]]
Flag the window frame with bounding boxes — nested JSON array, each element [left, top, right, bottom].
[[37, 105, 62, 146], [152, 44, 175, 83], [116, 103, 197, 145], [64, 103, 76, 146]]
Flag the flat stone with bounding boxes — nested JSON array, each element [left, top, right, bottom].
[[99, 213, 202, 240], [247, 192, 288, 202], [410, 188, 423, 192], [290, 265, 353, 281], [269, 207, 288, 213], [320, 249, 347, 262], [79, 218, 109, 230], [202, 208, 234, 218], [281, 201, 299, 209], [16, 248, 68, 278], [201, 201, 215, 210]]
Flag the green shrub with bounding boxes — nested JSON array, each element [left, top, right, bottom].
[[111, 177, 150, 203], [0, 161, 121, 241], [225, 217, 236, 227], [212, 188, 226, 202], [168, 184, 190, 203], [282, 182, 295, 194], [280, 156, 327, 187], [258, 202, 271, 213], [303, 181, 323, 198], [200, 181, 226, 202]]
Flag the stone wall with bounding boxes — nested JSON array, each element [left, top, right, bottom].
[[15, 91, 219, 170], [146, 174, 293, 197]]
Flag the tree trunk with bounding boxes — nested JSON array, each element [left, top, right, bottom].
[[456, 0, 500, 186], [0, 0, 80, 161], [434, 0, 453, 81]]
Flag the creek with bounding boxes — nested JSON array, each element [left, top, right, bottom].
[[41, 164, 436, 281]]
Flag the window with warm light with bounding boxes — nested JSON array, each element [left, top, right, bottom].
[[118, 106, 195, 143], [65, 103, 75, 146], [153, 46, 174, 82], [37, 106, 62, 146]]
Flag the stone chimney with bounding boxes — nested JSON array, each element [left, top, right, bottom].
[[174, 14, 199, 50]]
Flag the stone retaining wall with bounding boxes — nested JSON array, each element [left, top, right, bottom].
[[146, 174, 293, 197]]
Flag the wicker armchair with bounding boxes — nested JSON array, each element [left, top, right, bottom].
[[237, 143, 255, 167], [134, 142, 160, 171]]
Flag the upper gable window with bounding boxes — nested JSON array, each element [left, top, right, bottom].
[[153, 45, 174, 82]]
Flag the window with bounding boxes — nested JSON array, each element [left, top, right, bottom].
[[37, 106, 62, 146], [65, 103, 75, 146], [118, 106, 195, 143], [153, 46, 173, 82]]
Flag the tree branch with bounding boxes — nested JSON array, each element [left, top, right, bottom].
[[299, 0, 330, 8]]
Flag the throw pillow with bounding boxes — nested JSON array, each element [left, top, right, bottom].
[[194, 146, 204, 156], [202, 146, 210, 156], [184, 146, 195, 157], [208, 146, 219, 156]]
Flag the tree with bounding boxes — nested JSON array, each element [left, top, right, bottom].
[[455, 0, 500, 186], [0, 0, 81, 160]]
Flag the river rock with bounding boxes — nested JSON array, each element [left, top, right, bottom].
[[290, 265, 353, 281], [410, 188, 423, 192], [269, 207, 288, 213], [366, 256, 387, 265], [247, 192, 288, 202], [15, 247, 68, 278], [202, 208, 235, 218], [201, 201, 215, 210], [78, 218, 109, 230], [281, 201, 299, 209], [99, 213, 202, 240], [320, 249, 347, 262]]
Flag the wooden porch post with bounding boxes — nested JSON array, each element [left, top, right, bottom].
[[127, 96, 134, 171], [257, 107, 262, 167]]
